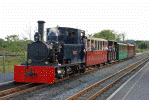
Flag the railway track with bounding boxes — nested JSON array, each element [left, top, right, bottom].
[[66, 56, 149, 100], [0, 54, 146, 99]]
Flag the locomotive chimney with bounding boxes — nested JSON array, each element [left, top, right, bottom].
[[38, 21, 45, 41]]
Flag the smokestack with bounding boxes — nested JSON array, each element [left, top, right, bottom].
[[38, 21, 45, 41]]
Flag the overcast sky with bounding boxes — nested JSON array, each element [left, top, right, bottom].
[[0, 1, 149, 41]]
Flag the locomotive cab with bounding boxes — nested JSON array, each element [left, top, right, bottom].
[[47, 30, 58, 42]]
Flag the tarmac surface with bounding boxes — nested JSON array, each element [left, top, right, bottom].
[[0, 72, 14, 83], [107, 61, 149, 100]]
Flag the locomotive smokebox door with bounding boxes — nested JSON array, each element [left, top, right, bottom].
[[28, 42, 50, 63]]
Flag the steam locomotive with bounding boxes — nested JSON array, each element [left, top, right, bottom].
[[14, 21, 136, 84], [14, 21, 86, 83]]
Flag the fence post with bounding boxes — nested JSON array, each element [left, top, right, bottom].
[[3, 51, 5, 73]]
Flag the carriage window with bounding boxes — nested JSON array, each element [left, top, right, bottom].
[[91, 40, 94, 47], [95, 40, 98, 50], [98, 41, 100, 50], [103, 41, 108, 50], [87, 39, 91, 51], [69, 31, 75, 37], [91, 40, 94, 44], [101, 41, 103, 50]]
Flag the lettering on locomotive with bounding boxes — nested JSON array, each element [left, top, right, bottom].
[[73, 51, 77, 54]]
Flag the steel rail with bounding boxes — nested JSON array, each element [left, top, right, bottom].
[[66, 56, 149, 100], [0, 83, 31, 96]]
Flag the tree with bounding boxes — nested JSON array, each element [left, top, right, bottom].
[[88, 34, 93, 37], [115, 34, 121, 42], [1, 35, 32, 52], [4, 35, 21, 52], [5, 35, 19, 42], [138, 41, 149, 49], [121, 33, 126, 42], [93, 30, 116, 40], [0, 38, 4, 46]]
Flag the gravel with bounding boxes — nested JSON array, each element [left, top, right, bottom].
[[9, 54, 149, 100]]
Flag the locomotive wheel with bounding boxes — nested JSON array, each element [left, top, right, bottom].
[[97, 64, 100, 67], [80, 64, 85, 73]]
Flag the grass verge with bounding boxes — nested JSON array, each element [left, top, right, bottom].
[[0, 56, 26, 74]]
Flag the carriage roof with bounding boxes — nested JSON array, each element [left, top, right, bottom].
[[127, 43, 135, 46], [87, 37, 108, 41], [118, 43, 127, 45]]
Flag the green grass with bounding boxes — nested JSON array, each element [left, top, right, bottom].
[[136, 49, 149, 53], [0, 50, 25, 56], [0, 55, 27, 74]]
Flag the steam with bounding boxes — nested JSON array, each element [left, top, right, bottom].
[[49, 27, 59, 36]]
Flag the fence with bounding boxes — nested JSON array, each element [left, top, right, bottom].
[[0, 51, 26, 73]]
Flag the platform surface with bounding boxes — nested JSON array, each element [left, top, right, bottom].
[[0, 72, 14, 83], [107, 61, 149, 100]]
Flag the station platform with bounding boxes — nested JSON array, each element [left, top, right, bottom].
[[107, 61, 149, 100], [0, 72, 14, 83]]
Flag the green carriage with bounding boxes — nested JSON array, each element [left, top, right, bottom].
[[117, 43, 128, 60]]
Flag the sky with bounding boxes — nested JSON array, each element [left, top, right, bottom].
[[0, 1, 149, 41]]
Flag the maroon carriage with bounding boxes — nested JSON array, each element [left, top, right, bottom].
[[85, 38, 108, 67], [107, 40, 117, 63], [127, 43, 135, 58]]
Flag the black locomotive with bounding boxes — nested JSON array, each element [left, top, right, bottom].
[[27, 21, 85, 78]]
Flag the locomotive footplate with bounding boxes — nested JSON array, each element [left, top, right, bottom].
[[14, 65, 55, 84]]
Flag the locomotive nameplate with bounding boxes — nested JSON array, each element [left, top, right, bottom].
[[73, 51, 77, 54]]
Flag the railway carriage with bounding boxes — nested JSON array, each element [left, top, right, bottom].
[[127, 43, 135, 58], [107, 40, 117, 63], [85, 38, 108, 67], [117, 43, 128, 60]]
